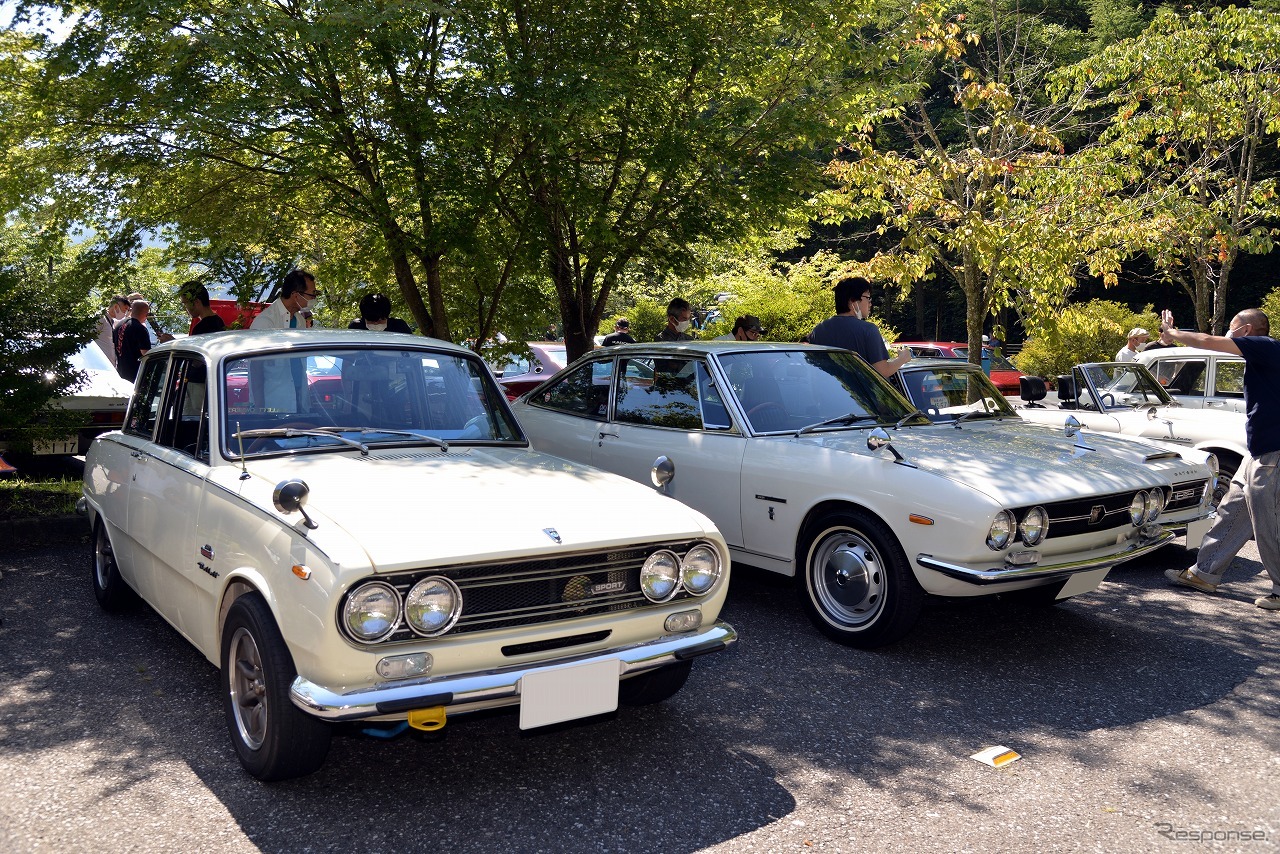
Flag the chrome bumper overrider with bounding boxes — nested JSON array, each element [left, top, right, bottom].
[[916, 528, 1176, 585], [290, 621, 737, 722]]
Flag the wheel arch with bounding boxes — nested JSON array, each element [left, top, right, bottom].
[[217, 575, 271, 655], [797, 498, 895, 556]]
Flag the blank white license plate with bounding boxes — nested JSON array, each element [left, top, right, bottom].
[[519, 659, 620, 730], [1057, 567, 1111, 599], [1185, 515, 1214, 550], [33, 437, 79, 456]]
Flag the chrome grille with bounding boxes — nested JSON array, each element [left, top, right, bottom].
[[1165, 479, 1209, 512], [342, 542, 703, 645], [1016, 488, 1156, 540]]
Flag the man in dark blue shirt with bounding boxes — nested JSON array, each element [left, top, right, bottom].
[[808, 277, 910, 377], [1162, 307, 1280, 610]]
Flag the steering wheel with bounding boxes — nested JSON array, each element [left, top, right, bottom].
[[245, 421, 320, 454], [746, 402, 787, 430], [1099, 393, 1116, 409]]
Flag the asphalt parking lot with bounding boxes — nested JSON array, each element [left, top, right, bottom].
[[1, 533, 1276, 853]]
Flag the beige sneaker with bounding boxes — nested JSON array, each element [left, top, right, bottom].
[[1165, 568, 1218, 594], [1255, 594, 1280, 610]]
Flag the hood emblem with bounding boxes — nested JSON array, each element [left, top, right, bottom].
[[543, 527, 562, 544], [1089, 505, 1106, 525]]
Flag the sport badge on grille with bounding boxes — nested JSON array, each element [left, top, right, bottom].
[[1089, 505, 1106, 525], [543, 527, 562, 544]]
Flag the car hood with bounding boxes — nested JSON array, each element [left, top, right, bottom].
[[217, 447, 717, 571], [805, 420, 1203, 505], [57, 369, 133, 410]]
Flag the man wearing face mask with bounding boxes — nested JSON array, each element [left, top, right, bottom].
[[349, 293, 412, 333], [657, 297, 695, 341], [252, 269, 322, 330], [1162, 307, 1280, 612], [808, 276, 911, 378]]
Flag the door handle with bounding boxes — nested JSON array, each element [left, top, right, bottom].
[[597, 430, 618, 447], [1206, 401, 1225, 408]]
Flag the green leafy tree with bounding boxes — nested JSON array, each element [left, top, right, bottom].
[[1052, 6, 1280, 333]]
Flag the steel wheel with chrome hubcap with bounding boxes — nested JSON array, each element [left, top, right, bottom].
[[798, 510, 923, 648], [91, 518, 137, 611], [220, 593, 331, 781]]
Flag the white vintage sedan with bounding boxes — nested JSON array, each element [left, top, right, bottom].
[[512, 342, 1216, 649], [81, 330, 736, 781], [1012, 360, 1248, 500], [1136, 346, 1246, 413]]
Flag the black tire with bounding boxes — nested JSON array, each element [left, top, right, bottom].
[[797, 509, 924, 649], [619, 661, 692, 706], [92, 519, 138, 612], [220, 593, 331, 781]]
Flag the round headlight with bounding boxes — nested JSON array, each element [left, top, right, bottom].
[[986, 510, 1015, 550], [1018, 506, 1049, 546], [680, 544, 722, 596], [405, 576, 463, 637], [343, 581, 401, 642], [641, 550, 681, 602], [1129, 491, 1149, 526], [1146, 487, 1167, 522]]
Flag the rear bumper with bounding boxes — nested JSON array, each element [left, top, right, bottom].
[[290, 621, 737, 722]]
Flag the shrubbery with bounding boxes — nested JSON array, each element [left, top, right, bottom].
[[1015, 300, 1160, 378]]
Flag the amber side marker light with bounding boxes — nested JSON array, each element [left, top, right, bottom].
[[908, 514, 935, 525], [292, 565, 312, 580]]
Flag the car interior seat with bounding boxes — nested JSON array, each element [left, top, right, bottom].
[[1055, 374, 1076, 409], [1019, 376, 1047, 408]]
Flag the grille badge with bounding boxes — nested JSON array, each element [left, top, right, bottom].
[[1088, 505, 1106, 525], [543, 527, 562, 544]]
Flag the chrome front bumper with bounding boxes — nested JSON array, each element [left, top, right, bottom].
[[290, 621, 737, 722], [916, 528, 1176, 586]]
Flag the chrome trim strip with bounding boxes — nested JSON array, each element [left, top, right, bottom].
[[916, 530, 1175, 584], [290, 621, 737, 721]]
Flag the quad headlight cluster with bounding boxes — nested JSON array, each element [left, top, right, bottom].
[[640, 543, 724, 603], [1129, 488, 1167, 526], [343, 576, 462, 643], [986, 507, 1050, 551]]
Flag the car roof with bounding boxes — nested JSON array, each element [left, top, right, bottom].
[[583, 341, 835, 356], [1136, 346, 1240, 361], [143, 329, 472, 362]]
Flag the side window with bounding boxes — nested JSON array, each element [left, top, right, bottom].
[[535, 360, 613, 420], [1214, 360, 1244, 398], [124, 357, 168, 438], [154, 357, 210, 460], [1154, 359, 1206, 396], [616, 357, 702, 430]]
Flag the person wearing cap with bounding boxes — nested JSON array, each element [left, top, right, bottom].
[[349, 293, 412, 333], [1115, 327, 1149, 362], [715, 315, 764, 341], [602, 317, 636, 346]]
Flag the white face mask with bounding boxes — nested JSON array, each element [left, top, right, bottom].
[[1226, 324, 1246, 338], [675, 319, 692, 333], [366, 321, 388, 332]]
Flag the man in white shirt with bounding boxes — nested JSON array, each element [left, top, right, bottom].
[[95, 295, 130, 366], [1115, 327, 1148, 362], [251, 270, 321, 330]]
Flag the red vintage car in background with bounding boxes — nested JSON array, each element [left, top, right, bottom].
[[206, 299, 265, 331], [895, 341, 1026, 395]]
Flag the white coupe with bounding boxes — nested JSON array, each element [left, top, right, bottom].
[[513, 342, 1216, 649], [81, 330, 736, 780]]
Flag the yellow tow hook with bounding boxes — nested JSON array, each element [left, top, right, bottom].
[[407, 707, 447, 732]]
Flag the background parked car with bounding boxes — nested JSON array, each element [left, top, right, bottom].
[[489, 342, 568, 399], [895, 341, 1026, 395], [1136, 346, 1245, 414]]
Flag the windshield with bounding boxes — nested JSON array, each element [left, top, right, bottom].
[[899, 365, 1016, 423], [716, 349, 919, 434], [222, 347, 523, 456], [69, 342, 116, 373], [1076, 363, 1174, 410]]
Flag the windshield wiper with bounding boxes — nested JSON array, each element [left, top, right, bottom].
[[893, 410, 929, 430], [232, 428, 370, 455], [796, 413, 879, 437], [314, 426, 449, 452]]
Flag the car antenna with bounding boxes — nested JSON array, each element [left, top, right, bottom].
[[236, 421, 250, 480]]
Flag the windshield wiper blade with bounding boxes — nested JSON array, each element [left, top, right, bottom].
[[796, 412, 879, 437], [232, 428, 370, 455], [893, 410, 929, 430], [315, 426, 449, 452]]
